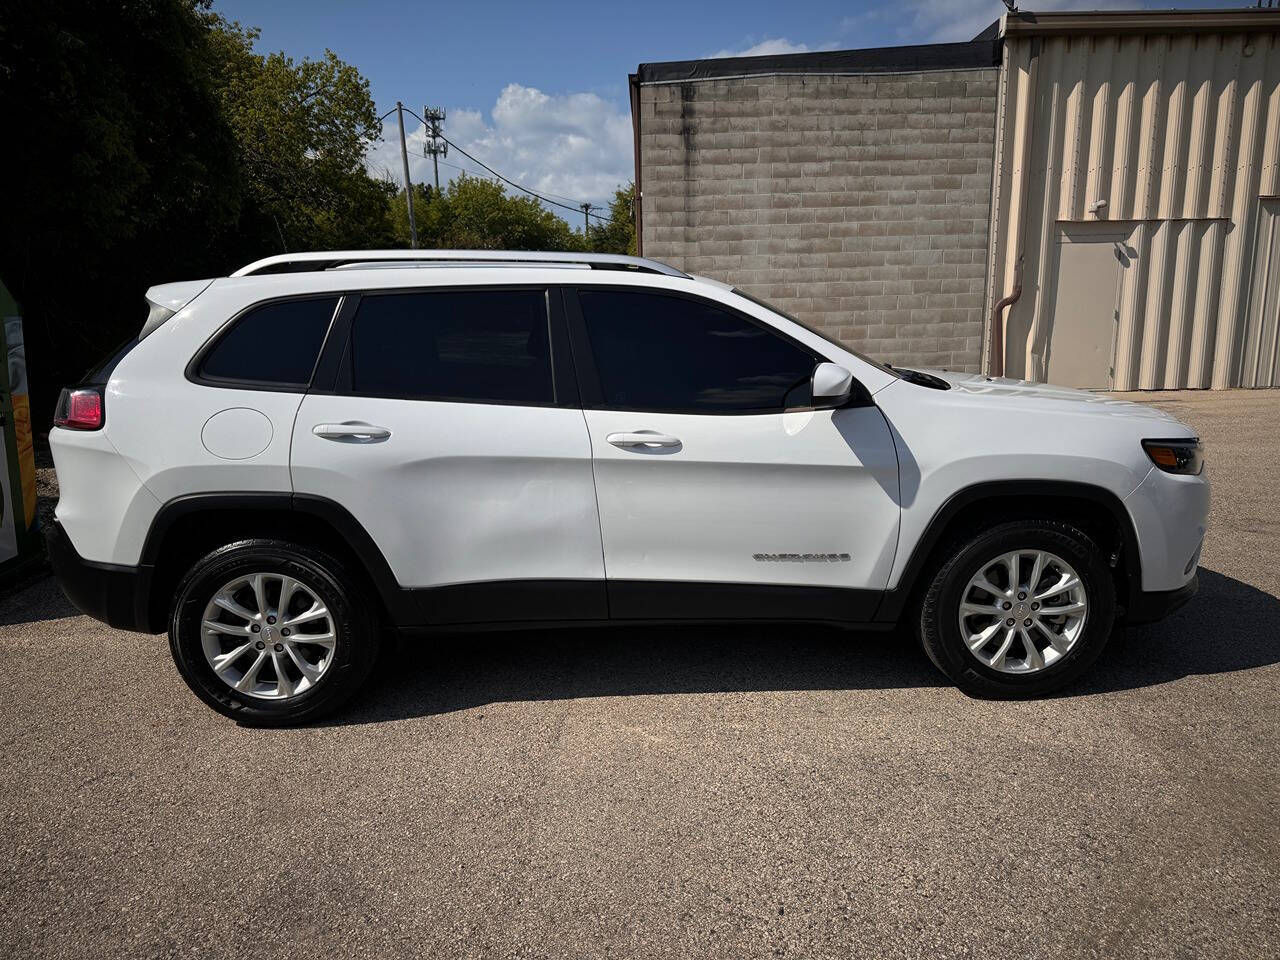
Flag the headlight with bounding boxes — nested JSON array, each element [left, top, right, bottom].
[[1142, 438, 1204, 475]]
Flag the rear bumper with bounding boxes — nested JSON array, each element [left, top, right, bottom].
[[45, 520, 158, 633], [1124, 574, 1198, 625]]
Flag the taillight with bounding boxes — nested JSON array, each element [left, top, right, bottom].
[[53, 387, 105, 431]]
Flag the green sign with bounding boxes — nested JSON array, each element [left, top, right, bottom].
[[1, 279, 39, 572]]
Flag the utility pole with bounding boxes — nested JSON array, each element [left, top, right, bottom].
[[423, 106, 448, 194], [580, 202, 594, 234], [396, 101, 418, 248]]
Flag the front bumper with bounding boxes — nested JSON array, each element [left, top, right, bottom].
[[1124, 466, 1210, 593], [45, 520, 158, 633], [1124, 574, 1199, 625]]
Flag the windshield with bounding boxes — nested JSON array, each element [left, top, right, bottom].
[[730, 288, 901, 379]]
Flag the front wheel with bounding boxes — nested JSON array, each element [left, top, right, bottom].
[[918, 519, 1116, 698]]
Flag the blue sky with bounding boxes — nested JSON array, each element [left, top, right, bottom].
[[212, 0, 1242, 214]]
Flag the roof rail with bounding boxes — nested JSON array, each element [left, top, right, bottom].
[[231, 250, 689, 279], [327, 260, 591, 272]]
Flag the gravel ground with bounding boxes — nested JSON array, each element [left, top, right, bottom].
[[0, 391, 1276, 959]]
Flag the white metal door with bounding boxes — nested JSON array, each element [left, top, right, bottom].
[[290, 287, 604, 607], [568, 285, 902, 621], [584, 407, 901, 602], [1045, 224, 1130, 389], [291, 395, 603, 590]]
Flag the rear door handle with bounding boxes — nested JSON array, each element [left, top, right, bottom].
[[312, 422, 391, 442], [606, 431, 681, 449]]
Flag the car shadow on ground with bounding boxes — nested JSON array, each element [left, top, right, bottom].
[[326, 567, 1279, 725], [0, 570, 72, 626], [1070, 567, 1280, 697]]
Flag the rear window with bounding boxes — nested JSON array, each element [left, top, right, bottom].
[[197, 297, 339, 387]]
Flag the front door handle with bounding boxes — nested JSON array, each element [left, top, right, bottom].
[[312, 422, 391, 442], [606, 431, 681, 449]]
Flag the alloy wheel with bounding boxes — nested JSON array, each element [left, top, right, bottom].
[[956, 549, 1088, 674], [200, 572, 337, 700]]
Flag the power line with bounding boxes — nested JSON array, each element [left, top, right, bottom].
[[401, 106, 623, 226], [360, 108, 398, 141]]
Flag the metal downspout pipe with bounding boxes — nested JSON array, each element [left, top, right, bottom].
[[989, 34, 1041, 379]]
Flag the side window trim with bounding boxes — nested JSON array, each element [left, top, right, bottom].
[[562, 285, 604, 407], [564, 285, 856, 416], [186, 293, 344, 393], [317, 284, 577, 409], [309, 293, 361, 394]]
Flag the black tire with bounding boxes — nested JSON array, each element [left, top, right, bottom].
[[917, 519, 1116, 698], [168, 539, 381, 725]]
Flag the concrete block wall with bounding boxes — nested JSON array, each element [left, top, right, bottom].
[[637, 71, 998, 372]]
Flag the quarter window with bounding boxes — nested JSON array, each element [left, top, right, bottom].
[[198, 297, 338, 387], [577, 290, 817, 413], [347, 290, 554, 404]]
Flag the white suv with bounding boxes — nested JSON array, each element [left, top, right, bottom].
[[47, 250, 1209, 724]]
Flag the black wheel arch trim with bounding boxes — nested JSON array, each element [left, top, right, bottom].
[[139, 491, 418, 626], [874, 479, 1143, 622]]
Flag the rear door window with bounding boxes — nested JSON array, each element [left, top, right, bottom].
[[344, 289, 554, 405]]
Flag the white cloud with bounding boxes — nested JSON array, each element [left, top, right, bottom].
[[709, 37, 813, 58], [845, 0, 1139, 45], [364, 83, 633, 216]]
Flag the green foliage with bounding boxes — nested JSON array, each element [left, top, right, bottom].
[[204, 15, 395, 252], [0, 0, 245, 418], [0, 1, 395, 422], [0, 1, 631, 426], [389, 176, 588, 252], [586, 183, 638, 256]]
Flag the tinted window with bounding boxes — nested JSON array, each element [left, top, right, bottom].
[[578, 290, 817, 412], [199, 297, 338, 386], [347, 290, 553, 404]]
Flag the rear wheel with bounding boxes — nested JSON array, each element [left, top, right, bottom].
[[168, 539, 380, 725], [918, 519, 1116, 698]]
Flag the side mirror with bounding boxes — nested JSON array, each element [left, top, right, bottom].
[[811, 362, 854, 409]]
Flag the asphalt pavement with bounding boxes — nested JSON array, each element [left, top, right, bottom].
[[0, 390, 1276, 959]]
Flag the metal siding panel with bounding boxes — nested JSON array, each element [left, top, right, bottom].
[[1212, 41, 1273, 387], [1182, 37, 1214, 219], [1133, 39, 1167, 220], [1243, 201, 1280, 387], [1207, 37, 1243, 219], [1060, 39, 1090, 221], [1187, 220, 1225, 387], [1114, 221, 1150, 389], [1139, 219, 1173, 388], [1084, 37, 1116, 217], [990, 29, 1280, 390], [1157, 37, 1191, 221], [1109, 37, 1141, 218], [1162, 220, 1196, 385]]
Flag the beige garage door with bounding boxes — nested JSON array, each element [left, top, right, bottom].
[[1045, 224, 1132, 390]]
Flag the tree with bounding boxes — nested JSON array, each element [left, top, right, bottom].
[[586, 183, 637, 256], [0, 0, 244, 421], [390, 176, 587, 252], [204, 15, 395, 254], [0, 2, 396, 423]]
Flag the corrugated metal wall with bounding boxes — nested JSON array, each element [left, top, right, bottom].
[[987, 28, 1280, 388]]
